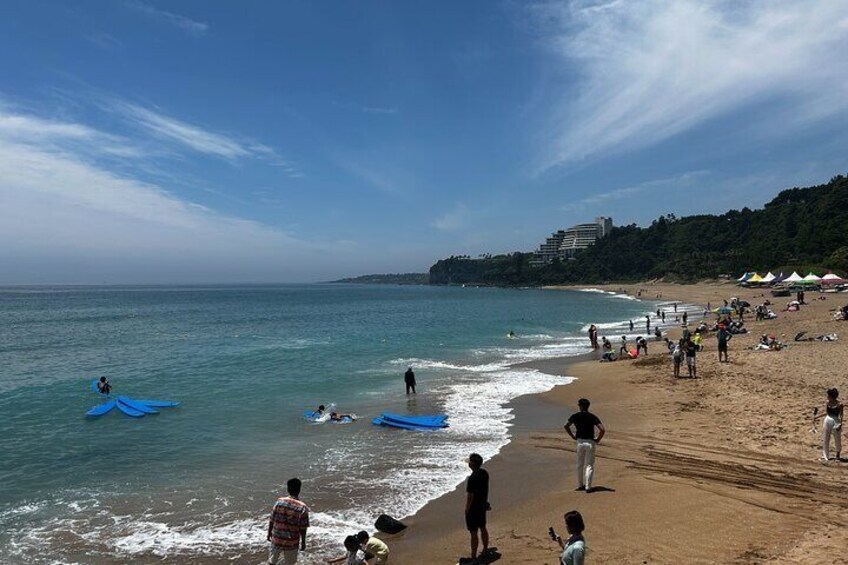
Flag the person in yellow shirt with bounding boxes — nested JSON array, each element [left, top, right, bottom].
[[355, 531, 389, 565]]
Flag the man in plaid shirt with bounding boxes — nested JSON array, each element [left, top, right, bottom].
[[267, 478, 310, 564]]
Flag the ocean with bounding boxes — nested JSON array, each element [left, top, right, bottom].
[[0, 284, 674, 564]]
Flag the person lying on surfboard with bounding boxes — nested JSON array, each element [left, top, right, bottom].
[[330, 412, 355, 422]]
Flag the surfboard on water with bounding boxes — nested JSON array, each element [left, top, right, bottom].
[[372, 417, 442, 431], [118, 396, 158, 415], [133, 399, 180, 408], [380, 413, 449, 428], [86, 400, 117, 417], [116, 401, 145, 418]]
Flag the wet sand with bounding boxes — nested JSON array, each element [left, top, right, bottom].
[[387, 281, 848, 564]]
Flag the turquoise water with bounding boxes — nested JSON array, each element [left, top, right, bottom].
[[0, 284, 657, 564]]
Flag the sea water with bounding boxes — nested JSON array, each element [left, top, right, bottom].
[[0, 284, 687, 564]]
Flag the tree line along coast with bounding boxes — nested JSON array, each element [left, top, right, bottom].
[[338, 175, 848, 288]]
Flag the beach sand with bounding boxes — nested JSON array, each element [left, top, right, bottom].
[[386, 281, 848, 564]]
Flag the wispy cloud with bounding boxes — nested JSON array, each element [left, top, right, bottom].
[[362, 106, 399, 115], [0, 105, 326, 283], [127, 0, 209, 36], [114, 102, 249, 159], [107, 101, 303, 176], [562, 170, 709, 212], [432, 203, 469, 231], [531, 0, 848, 171]]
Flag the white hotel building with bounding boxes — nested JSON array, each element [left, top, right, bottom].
[[530, 217, 613, 266]]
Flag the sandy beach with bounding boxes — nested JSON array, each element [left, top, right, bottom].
[[386, 281, 848, 564]]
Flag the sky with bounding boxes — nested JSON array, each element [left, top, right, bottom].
[[1, 0, 847, 283]]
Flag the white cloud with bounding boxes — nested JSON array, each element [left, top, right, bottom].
[[532, 0, 848, 171], [432, 203, 469, 231], [114, 102, 250, 159], [106, 101, 304, 176], [563, 170, 709, 211], [0, 106, 327, 283], [127, 0, 209, 36]]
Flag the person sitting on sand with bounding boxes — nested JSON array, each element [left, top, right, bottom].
[[96, 376, 112, 395], [552, 510, 586, 565], [327, 535, 374, 565], [653, 326, 662, 341], [600, 351, 617, 362], [601, 337, 611, 351], [813, 388, 843, 462]]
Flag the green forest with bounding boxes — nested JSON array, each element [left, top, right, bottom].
[[429, 175, 848, 286]]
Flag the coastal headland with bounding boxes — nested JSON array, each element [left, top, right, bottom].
[[387, 281, 848, 564]]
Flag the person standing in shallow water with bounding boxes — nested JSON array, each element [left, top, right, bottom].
[[404, 367, 416, 395], [564, 398, 605, 492], [267, 478, 309, 565], [588, 325, 598, 349]]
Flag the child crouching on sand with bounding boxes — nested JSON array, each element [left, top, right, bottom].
[[327, 535, 374, 565]]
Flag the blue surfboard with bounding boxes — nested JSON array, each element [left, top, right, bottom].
[[133, 399, 180, 408], [116, 401, 145, 418], [372, 417, 442, 431], [86, 400, 117, 417], [380, 413, 449, 428], [118, 396, 158, 414]]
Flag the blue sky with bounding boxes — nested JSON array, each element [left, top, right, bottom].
[[1, 0, 847, 283]]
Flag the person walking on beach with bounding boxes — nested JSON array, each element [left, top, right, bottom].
[[268, 478, 309, 565], [685, 338, 697, 378], [565, 398, 605, 492], [682, 311, 688, 326], [404, 367, 416, 395], [717, 324, 732, 363], [551, 510, 586, 565], [672, 339, 683, 378], [463, 453, 490, 564], [619, 336, 628, 357], [814, 388, 843, 462], [355, 531, 389, 565]]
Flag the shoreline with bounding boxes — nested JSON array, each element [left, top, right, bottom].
[[387, 281, 848, 564]]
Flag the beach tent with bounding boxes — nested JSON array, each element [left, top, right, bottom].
[[771, 272, 788, 284], [822, 273, 847, 285], [803, 272, 822, 282], [746, 273, 763, 284], [737, 272, 750, 282], [784, 272, 804, 283], [761, 272, 776, 284]]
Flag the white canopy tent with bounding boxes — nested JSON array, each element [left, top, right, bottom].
[[784, 272, 804, 282], [761, 272, 776, 283], [802, 272, 822, 282], [822, 273, 847, 285]]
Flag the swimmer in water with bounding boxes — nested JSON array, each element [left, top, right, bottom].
[[96, 376, 112, 395], [330, 412, 354, 422]]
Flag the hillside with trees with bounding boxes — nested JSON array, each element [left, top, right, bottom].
[[429, 175, 848, 286]]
